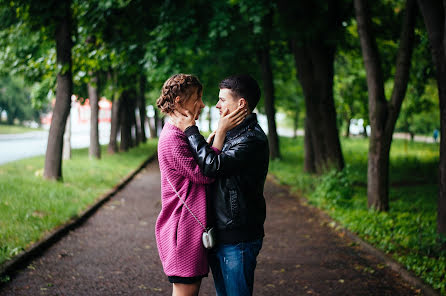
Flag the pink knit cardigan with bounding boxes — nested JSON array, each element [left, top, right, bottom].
[[155, 122, 214, 277]]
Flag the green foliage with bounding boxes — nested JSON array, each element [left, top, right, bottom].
[[29, 77, 54, 111], [0, 75, 38, 124], [396, 79, 440, 135], [269, 136, 445, 294], [312, 166, 354, 207], [0, 141, 157, 266]]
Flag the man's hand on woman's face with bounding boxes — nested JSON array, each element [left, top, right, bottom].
[[171, 108, 196, 132]]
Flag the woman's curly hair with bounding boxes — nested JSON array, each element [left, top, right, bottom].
[[156, 74, 202, 114]]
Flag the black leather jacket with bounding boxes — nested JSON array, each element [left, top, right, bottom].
[[184, 114, 269, 244]]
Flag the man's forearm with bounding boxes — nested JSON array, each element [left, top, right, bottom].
[[185, 125, 221, 177]]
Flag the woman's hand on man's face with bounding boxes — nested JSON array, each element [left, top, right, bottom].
[[216, 106, 247, 134]]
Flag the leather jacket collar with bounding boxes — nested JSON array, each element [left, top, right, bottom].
[[226, 113, 258, 141]]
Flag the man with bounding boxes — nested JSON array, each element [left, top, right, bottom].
[[173, 74, 269, 296]]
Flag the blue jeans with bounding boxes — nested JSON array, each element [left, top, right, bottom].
[[209, 239, 263, 296]]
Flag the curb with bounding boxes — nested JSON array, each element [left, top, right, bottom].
[[0, 153, 157, 282], [267, 175, 440, 296]]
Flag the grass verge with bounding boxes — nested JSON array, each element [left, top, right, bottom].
[[0, 141, 157, 266], [0, 124, 43, 134], [269, 136, 445, 295]]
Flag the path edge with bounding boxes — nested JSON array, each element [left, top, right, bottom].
[[0, 153, 157, 281], [267, 175, 440, 296]]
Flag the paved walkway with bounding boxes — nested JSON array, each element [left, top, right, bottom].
[[0, 160, 419, 295]]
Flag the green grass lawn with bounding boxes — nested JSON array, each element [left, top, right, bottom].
[[0, 124, 43, 134], [269, 136, 445, 294], [0, 141, 157, 267]]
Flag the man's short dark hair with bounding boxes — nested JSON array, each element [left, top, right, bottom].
[[219, 74, 261, 111]]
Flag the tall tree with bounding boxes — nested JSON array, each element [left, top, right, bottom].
[[278, 0, 346, 173], [258, 12, 281, 159], [234, 0, 281, 159], [43, 0, 73, 180], [108, 72, 121, 154], [417, 0, 446, 241], [355, 0, 416, 211], [0, 0, 74, 180], [137, 74, 147, 143], [87, 73, 100, 159], [119, 90, 133, 151]]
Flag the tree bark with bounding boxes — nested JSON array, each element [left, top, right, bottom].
[[147, 106, 155, 138], [108, 93, 120, 154], [208, 107, 212, 132], [137, 74, 147, 143], [345, 118, 351, 138], [129, 90, 138, 147], [88, 73, 101, 159], [291, 40, 344, 173], [355, 0, 416, 211], [259, 45, 281, 159], [43, 0, 72, 180], [418, 0, 446, 240], [293, 110, 299, 139], [153, 107, 159, 138], [304, 118, 316, 173], [119, 91, 132, 151], [62, 111, 71, 160]]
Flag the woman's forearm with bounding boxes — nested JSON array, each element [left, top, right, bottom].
[[211, 129, 226, 151]]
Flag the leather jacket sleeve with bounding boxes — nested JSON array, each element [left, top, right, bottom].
[[185, 126, 261, 178]]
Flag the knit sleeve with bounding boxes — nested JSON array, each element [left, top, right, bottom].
[[170, 137, 214, 185]]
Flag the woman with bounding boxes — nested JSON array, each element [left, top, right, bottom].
[[155, 74, 245, 296]]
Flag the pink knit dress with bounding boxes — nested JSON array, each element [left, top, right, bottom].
[[155, 122, 214, 277]]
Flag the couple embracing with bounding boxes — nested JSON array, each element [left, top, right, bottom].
[[155, 73, 269, 296]]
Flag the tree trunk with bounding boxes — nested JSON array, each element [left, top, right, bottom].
[[291, 40, 344, 173], [138, 74, 147, 143], [62, 111, 71, 160], [43, 0, 72, 180], [417, 0, 446, 241], [304, 118, 316, 173], [259, 46, 281, 159], [355, 0, 416, 211], [108, 93, 120, 154], [362, 123, 369, 138], [120, 91, 132, 151], [147, 106, 155, 138], [129, 91, 138, 147], [153, 107, 159, 138], [88, 73, 101, 159], [345, 118, 351, 138], [208, 107, 212, 132], [293, 110, 299, 139]]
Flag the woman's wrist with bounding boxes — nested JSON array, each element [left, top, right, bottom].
[[216, 126, 227, 135]]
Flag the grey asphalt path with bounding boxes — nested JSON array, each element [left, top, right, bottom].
[[0, 160, 420, 295]]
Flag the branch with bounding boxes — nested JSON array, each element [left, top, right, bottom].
[[387, 0, 417, 131], [354, 0, 387, 115]]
